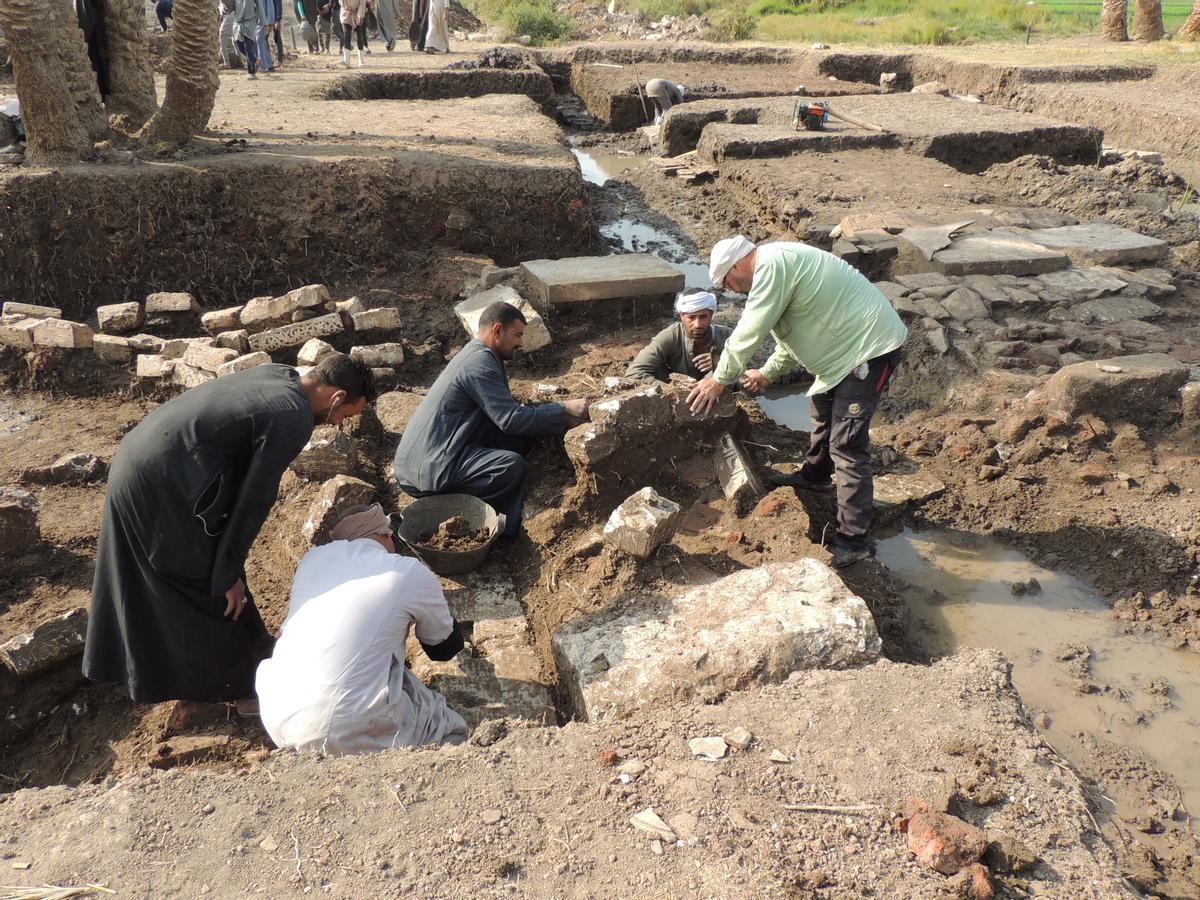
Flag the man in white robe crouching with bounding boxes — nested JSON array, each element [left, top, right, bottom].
[[256, 504, 469, 754]]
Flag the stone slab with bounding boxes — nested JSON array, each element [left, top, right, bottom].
[[1034, 268, 1126, 302], [453, 285, 550, 352], [135, 354, 176, 380], [715, 433, 765, 514], [172, 361, 216, 389], [1023, 224, 1168, 267], [552, 558, 881, 721], [240, 285, 329, 331], [297, 338, 337, 367], [201, 306, 244, 333], [145, 292, 198, 314], [351, 308, 402, 333], [928, 231, 1070, 277], [92, 334, 133, 363], [521, 255, 683, 305], [2, 301, 61, 319], [247, 313, 344, 353], [0, 315, 38, 349], [0, 486, 40, 554], [0, 608, 88, 678], [31, 318, 93, 350], [291, 426, 358, 481], [350, 343, 405, 368], [603, 487, 683, 558], [96, 302, 144, 334], [1044, 353, 1189, 425], [302, 475, 375, 545], [217, 351, 272, 375], [183, 342, 239, 373], [873, 472, 948, 525], [1067, 296, 1162, 326]]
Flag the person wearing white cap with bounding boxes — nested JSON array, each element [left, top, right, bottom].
[[689, 236, 908, 568], [626, 290, 732, 384], [255, 503, 469, 755]]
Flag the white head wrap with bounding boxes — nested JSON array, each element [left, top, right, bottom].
[[674, 290, 717, 315], [709, 235, 756, 288], [331, 503, 391, 541]]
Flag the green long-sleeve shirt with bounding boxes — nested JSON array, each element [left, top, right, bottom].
[[625, 321, 733, 383], [712, 242, 908, 396]]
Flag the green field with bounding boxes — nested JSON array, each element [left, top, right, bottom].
[[1038, 0, 1192, 30]]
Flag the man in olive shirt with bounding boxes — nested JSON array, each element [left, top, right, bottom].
[[688, 236, 908, 567], [626, 290, 732, 384]]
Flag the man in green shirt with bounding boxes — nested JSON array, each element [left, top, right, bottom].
[[626, 290, 733, 384], [688, 236, 908, 567]]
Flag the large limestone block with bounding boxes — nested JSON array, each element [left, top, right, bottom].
[[135, 354, 176, 380], [297, 338, 336, 367], [96, 302, 144, 334], [2, 301, 61, 319], [375, 390, 425, 436], [172, 361, 216, 389], [240, 285, 330, 330], [92, 334, 134, 364], [1023, 224, 1168, 267], [217, 351, 272, 376], [0, 315, 39, 349], [291, 426, 358, 481], [1066, 296, 1162, 326], [453, 286, 551, 352], [552, 558, 881, 721], [183, 342, 239, 373], [1034, 268, 1126, 302], [521, 254, 684, 305], [1045, 353, 1189, 425], [926, 231, 1070, 277], [247, 313, 344, 353], [201, 306, 244, 333], [350, 343, 405, 368], [603, 487, 682, 558], [351, 308, 402, 333], [145, 292, 199, 314], [302, 475, 375, 544], [715, 434, 765, 513], [32, 318, 93, 350]]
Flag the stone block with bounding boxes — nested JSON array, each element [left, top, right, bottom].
[[602, 487, 682, 558], [1024, 223, 1168, 267], [350, 343, 405, 368], [247, 313, 344, 353], [873, 281, 908, 303], [929, 231, 1070, 276], [31, 318, 93, 350], [240, 285, 329, 330], [1067, 296, 1162, 325], [715, 434, 765, 514], [552, 558, 881, 721], [1093, 266, 1174, 298], [479, 265, 522, 290], [96, 302, 144, 334], [1181, 382, 1200, 426], [183, 342, 239, 373], [159, 337, 208, 359], [127, 334, 164, 353], [291, 426, 357, 481], [372, 368, 399, 391], [201, 306, 244, 333], [302, 474, 375, 544], [215, 330, 251, 355], [960, 275, 1010, 307], [521, 254, 684, 305], [21, 453, 107, 485], [926, 326, 950, 355], [351, 308, 402, 333], [895, 272, 953, 290], [0, 315, 39, 349], [135, 354, 176, 380], [172, 361, 215, 389], [145, 292, 198, 314], [217, 351, 271, 376], [0, 487, 40, 553], [1045, 353, 1189, 425], [297, 338, 336, 367], [0, 608, 87, 678], [663, 373, 738, 424], [1034, 268, 1126, 302], [2, 301, 61, 319], [915, 298, 951, 321], [334, 297, 365, 317], [92, 334, 133, 364], [941, 287, 989, 322], [453, 286, 551, 352]]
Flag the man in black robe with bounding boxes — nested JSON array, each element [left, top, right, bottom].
[[393, 301, 588, 536], [84, 354, 376, 709]]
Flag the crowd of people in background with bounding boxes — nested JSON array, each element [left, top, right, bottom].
[[218, 0, 449, 75]]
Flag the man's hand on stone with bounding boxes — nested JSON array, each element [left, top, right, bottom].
[[562, 398, 590, 426], [740, 369, 769, 395], [693, 352, 714, 374], [687, 377, 726, 415], [225, 578, 247, 621]]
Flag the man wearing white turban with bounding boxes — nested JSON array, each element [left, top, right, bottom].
[[689, 236, 908, 568], [255, 503, 469, 754], [626, 290, 733, 384]]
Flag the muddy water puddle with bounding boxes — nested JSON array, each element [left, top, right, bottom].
[[571, 147, 711, 291], [757, 384, 813, 432], [877, 526, 1200, 811]]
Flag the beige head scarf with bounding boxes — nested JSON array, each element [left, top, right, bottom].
[[330, 503, 391, 542]]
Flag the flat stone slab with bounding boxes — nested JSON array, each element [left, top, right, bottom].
[[873, 472, 948, 525], [0, 608, 88, 677], [1033, 267, 1127, 301], [927, 230, 1070, 277], [552, 558, 880, 721], [453, 285, 550, 351], [521, 255, 683, 305], [1044, 353, 1188, 425], [1067, 295, 1162, 325], [1023, 224, 1168, 267]]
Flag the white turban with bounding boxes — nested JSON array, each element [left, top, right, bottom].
[[674, 290, 717, 314], [331, 503, 391, 541], [709, 235, 756, 289]]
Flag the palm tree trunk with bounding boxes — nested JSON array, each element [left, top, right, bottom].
[[1132, 0, 1165, 39], [1180, 0, 1200, 39], [103, 0, 158, 126], [139, 0, 218, 144], [1101, 0, 1128, 40], [50, 0, 108, 139], [0, 0, 93, 162]]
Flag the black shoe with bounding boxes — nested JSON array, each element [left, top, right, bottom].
[[829, 536, 871, 568], [769, 468, 834, 492]]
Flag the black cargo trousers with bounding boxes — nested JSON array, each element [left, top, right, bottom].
[[800, 347, 903, 547]]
